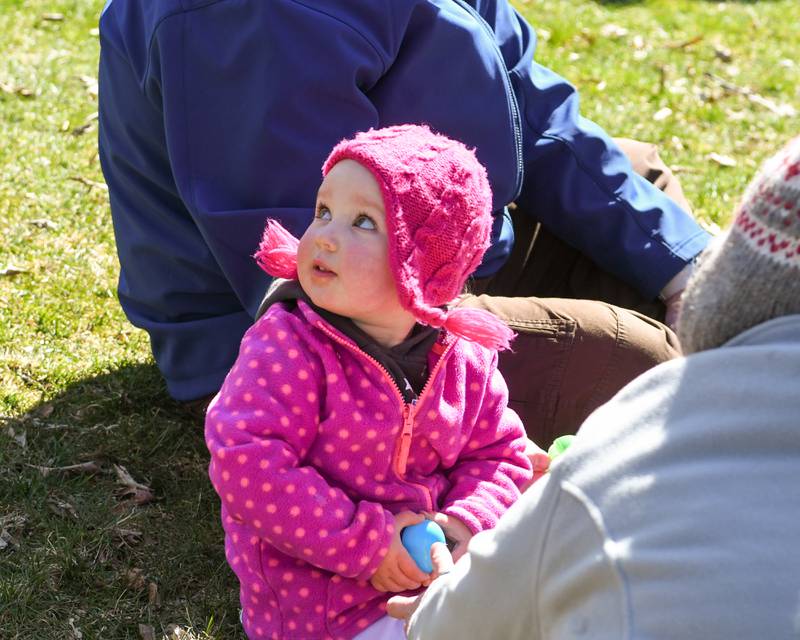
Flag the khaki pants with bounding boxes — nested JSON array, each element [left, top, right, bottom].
[[463, 139, 687, 447]]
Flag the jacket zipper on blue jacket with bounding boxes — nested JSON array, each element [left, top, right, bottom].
[[451, 0, 524, 201]]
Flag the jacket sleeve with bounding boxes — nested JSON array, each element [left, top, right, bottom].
[[476, 0, 709, 298], [440, 352, 533, 534], [205, 313, 394, 581]]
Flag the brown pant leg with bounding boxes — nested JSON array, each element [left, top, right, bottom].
[[458, 294, 680, 447], [465, 139, 688, 445]]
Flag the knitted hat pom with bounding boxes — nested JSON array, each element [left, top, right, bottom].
[[443, 307, 516, 351], [254, 219, 299, 280]]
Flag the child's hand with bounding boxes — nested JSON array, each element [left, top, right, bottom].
[[386, 541, 454, 632], [523, 437, 550, 492], [423, 512, 473, 562], [370, 511, 430, 593]]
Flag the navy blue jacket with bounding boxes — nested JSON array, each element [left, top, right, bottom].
[[98, 0, 709, 401]]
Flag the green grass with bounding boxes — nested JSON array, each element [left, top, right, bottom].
[[1, 0, 797, 638]]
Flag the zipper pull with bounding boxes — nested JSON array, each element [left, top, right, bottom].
[[396, 404, 414, 476]]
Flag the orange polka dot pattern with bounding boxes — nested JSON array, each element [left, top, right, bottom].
[[205, 301, 532, 639]]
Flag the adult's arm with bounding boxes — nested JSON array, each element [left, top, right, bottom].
[[407, 473, 626, 639], [473, 0, 710, 298]]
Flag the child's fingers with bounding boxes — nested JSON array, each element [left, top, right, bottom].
[[383, 573, 420, 593]]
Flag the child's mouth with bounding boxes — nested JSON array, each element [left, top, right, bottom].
[[312, 261, 336, 276]]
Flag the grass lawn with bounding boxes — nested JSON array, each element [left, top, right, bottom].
[[1, 0, 797, 638]]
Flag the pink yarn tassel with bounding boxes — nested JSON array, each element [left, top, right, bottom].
[[443, 307, 515, 351], [254, 220, 300, 279]]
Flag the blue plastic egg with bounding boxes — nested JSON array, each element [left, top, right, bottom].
[[401, 520, 446, 573]]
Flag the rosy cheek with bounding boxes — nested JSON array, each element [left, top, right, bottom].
[[296, 236, 315, 284]]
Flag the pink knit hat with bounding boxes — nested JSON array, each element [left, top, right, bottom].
[[255, 124, 514, 351]]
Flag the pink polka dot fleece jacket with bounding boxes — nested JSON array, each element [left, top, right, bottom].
[[205, 300, 532, 639]]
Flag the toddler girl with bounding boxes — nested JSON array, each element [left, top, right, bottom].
[[205, 124, 533, 640]]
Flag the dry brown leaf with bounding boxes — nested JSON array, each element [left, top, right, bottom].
[[115, 527, 144, 547], [747, 93, 796, 117], [138, 624, 156, 640], [0, 265, 28, 276], [5, 425, 27, 448], [653, 107, 673, 121], [69, 175, 108, 191], [67, 617, 83, 640], [148, 581, 161, 606], [47, 496, 79, 519], [28, 461, 101, 477], [0, 513, 27, 551], [114, 464, 155, 506], [78, 75, 98, 96], [600, 24, 628, 39], [713, 45, 733, 63], [708, 152, 737, 168], [126, 567, 147, 591], [0, 81, 34, 97], [71, 123, 93, 136], [666, 35, 703, 49], [704, 72, 797, 117], [36, 402, 55, 417]]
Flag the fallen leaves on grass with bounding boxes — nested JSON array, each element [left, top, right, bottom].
[[708, 152, 737, 168], [69, 175, 108, 191], [139, 624, 156, 640], [48, 495, 79, 519], [713, 44, 733, 63], [28, 461, 102, 477], [114, 464, 155, 507], [148, 581, 161, 606], [0, 513, 28, 551], [600, 24, 628, 39], [666, 35, 703, 50], [115, 526, 144, 547], [0, 80, 35, 97], [704, 72, 797, 117], [0, 264, 29, 276], [78, 74, 98, 97], [28, 218, 58, 230], [68, 617, 84, 639], [5, 425, 27, 448], [126, 567, 147, 591], [653, 107, 673, 121]]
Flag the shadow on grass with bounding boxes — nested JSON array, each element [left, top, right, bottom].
[[0, 363, 243, 640]]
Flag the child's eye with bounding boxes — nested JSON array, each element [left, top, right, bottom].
[[354, 214, 376, 230], [315, 206, 332, 221]]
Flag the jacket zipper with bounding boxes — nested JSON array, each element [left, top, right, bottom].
[[314, 321, 455, 513], [451, 0, 524, 201]]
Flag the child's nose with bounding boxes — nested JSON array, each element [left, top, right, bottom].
[[314, 227, 338, 251]]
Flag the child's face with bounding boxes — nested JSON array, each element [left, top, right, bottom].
[[298, 160, 416, 345]]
